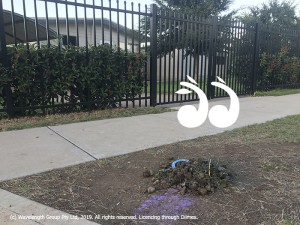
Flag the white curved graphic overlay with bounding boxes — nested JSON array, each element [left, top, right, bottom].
[[176, 76, 209, 128], [176, 76, 240, 129], [208, 80, 240, 128]]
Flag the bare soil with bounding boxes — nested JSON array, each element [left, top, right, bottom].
[[1, 136, 299, 225]]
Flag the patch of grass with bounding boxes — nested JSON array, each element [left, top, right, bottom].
[[0, 107, 172, 132], [255, 88, 300, 97], [216, 114, 300, 144], [260, 162, 280, 171], [279, 219, 296, 225], [280, 220, 296, 225]]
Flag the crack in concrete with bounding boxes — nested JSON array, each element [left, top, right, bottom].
[[46, 126, 97, 160]]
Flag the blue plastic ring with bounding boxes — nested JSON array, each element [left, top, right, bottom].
[[171, 159, 190, 169]]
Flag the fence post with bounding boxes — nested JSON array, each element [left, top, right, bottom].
[[207, 16, 218, 100], [297, 32, 300, 58], [251, 22, 260, 95], [0, 0, 13, 117], [149, 4, 157, 107]]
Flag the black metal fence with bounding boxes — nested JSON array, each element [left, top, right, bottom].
[[150, 8, 258, 105], [0, 0, 152, 117], [256, 25, 300, 90], [0, 0, 300, 118]]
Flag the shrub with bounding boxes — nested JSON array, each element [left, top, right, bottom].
[[0, 44, 146, 116], [257, 46, 300, 90]]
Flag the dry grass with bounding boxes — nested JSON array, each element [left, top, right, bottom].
[[255, 88, 300, 97], [0, 107, 171, 132]]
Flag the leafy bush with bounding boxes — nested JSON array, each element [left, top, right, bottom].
[[0, 44, 146, 116], [258, 46, 300, 90]]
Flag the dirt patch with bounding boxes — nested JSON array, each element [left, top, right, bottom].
[[1, 139, 300, 225], [143, 158, 232, 196]]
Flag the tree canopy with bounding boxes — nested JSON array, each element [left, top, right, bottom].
[[154, 0, 233, 17], [240, 0, 300, 29]]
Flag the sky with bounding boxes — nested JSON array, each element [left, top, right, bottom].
[[2, 0, 300, 27]]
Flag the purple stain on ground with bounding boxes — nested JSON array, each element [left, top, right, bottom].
[[135, 188, 195, 224]]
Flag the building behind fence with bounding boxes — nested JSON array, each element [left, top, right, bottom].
[[0, 0, 300, 118]]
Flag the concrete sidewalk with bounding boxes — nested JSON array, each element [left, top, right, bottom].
[[0, 189, 98, 225], [0, 94, 300, 225], [1, 94, 300, 182]]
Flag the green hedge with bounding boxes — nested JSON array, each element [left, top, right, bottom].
[[0, 44, 145, 116], [258, 46, 300, 90]]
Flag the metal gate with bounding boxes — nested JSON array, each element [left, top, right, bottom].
[[149, 4, 258, 106]]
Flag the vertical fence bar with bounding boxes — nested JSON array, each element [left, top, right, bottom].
[[83, 0, 90, 110], [150, 4, 158, 106], [184, 13, 189, 101], [229, 20, 236, 92], [224, 20, 232, 92], [144, 4, 148, 107], [138, 3, 141, 107], [117, 0, 120, 49], [247, 24, 254, 93], [241, 23, 247, 95], [65, 0, 70, 45], [55, 1, 60, 47], [233, 21, 239, 95], [241, 24, 251, 95], [220, 21, 227, 96], [84, 0, 88, 48], [131, 2, 135, 107], [191, 15, 197, 100], [235, 21, 241, 95], [167, 11, 171, 103], [207, 16, 217, 100], [172, 11, 176, 102], [10, 0, 17, 46], [101, 0, 104, 45], [231, 20, 238, 94], [176, 12, 181, 102], [195, 16, 201, 91], [109, 0, 112, 47], [163, 10, 167, 103], [188, 15, 193, 100], [56, 1, 64, 107], [237, 21, 243, 93], [50, 1, 55, 113], [270, 29, 276, 88], [131, 2, 134, 53], [33, 0, 40, 48], [205, 21, 210, 93], [124, 1, 128, 107], [117, 0, 121, 106], [158, 8, 162, 104], [215, 21, 220, 97], [124, 1, 128, 50], [75, 0, 79, 46], [35, 1, 45, 113], [297, 32, 300, 58], [251, 22, 260, 95], [228, 20, 234, 92], [0, 0, 13, 117], [180, 12, 185, 102], [22, 0, 29, 49], [92, 0, 96, 46], [199, 17, 205, 91]]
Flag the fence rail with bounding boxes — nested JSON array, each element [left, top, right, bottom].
[[0, 0, 300, 118]]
